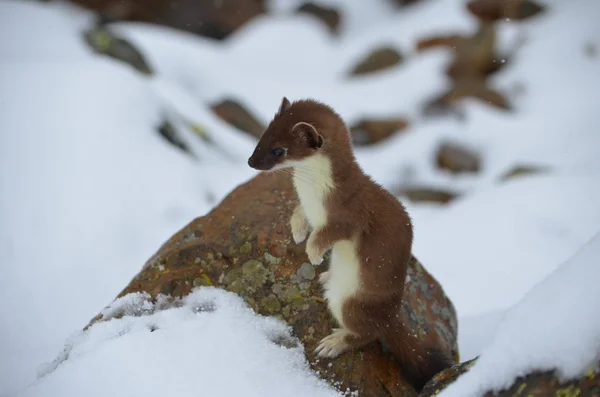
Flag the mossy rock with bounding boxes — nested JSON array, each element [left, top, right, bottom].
[[419, 358, 600, 397], [86, 172, 459, 396]]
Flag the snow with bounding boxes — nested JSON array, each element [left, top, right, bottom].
[[438, 231, 600, 397], [1, 0, 599, 395], [25, 288, 339, 397], [413, 174, 600, 317]]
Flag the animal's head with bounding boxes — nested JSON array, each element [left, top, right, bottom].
[[247, 97, 324, 171]]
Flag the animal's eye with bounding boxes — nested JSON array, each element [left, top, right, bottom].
[[272, 148, 285, 157]]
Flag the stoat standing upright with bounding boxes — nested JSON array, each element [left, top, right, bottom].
[[247, 97, 452, 391]]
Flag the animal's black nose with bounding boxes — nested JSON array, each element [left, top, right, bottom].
[[247, 157, 255, 168]]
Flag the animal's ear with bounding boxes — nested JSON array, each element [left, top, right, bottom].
[[276, 97, 291, 117], [291, 122, 323, 149]]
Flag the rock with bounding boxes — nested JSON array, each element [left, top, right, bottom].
[[295, 2, 341, 35], [467, 0, 546, 22], [83, 27, 153, 75], [419, 358, 477, 396], [211, 99, 265, 139], [436, 142, 481, 174], [156, 120, 192, 155], [86, 172, 459, 396], [417, 23, 501, 79], [499, 164, 550, 182], [395, 187, 459, 205], [350, 118, 409, 145], [417, 23, 513, 113], [71, 0, 265, 40], [419, 358, 600, 397], [349, 46, 404, 76], [388, 0, 426, 6], [423, 77, 512, 115]]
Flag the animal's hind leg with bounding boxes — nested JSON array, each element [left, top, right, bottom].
[[314, 328, 375, 358], [315, 297, 379, 359]]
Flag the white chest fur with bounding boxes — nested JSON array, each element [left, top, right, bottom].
[[291, 154, 361, 328], [292, 154, 333, 229]]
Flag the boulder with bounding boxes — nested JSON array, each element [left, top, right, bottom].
[[350, 117, 409, 145], [395, 187, 459, 205], [83, 27, 153, 75], [86, 171, 458, 396], [211, 99, 265, 139], [295, 2, 341, 35], [70, 0, 265, 40], [349, 46, 404, 76], [436, 142, 481, 174], [466, 0, 546, 22], [419, 358, 600, 397], [389, 0, 427, 6], [417, 23, 512, 113]]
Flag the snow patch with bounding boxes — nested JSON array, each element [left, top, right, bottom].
[[25, 288, 341, 397], [438, 232, 600, 396]]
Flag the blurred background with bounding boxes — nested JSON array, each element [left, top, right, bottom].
[[1, 0, 599, 394]]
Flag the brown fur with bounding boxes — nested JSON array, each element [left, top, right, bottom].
[[248, 97, 452, 391]]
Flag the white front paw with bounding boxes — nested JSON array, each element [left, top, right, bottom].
[[306, 242, 323, 266], [293, 227, 308, 244], [290, 214, 309, 244]]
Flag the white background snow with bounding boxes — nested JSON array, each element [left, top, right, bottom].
[[1, 0, 599, 395]]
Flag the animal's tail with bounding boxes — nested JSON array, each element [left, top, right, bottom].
[[380, 318, 454, 391]]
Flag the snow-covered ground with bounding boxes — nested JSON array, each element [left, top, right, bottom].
[[439, 231, 600, 397], [1, 0, 599, 395]]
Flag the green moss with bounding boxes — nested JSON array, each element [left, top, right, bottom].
[[192, 274, 213, 287], [260, 295, 282, 314], [223, 268, 244, 294], [89, 30, 112, 52], [239, 241, 252, 255], [555, 385, 581, 397], [241, 260, 273, 290]]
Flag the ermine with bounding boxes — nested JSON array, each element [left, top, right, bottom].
[[247, 97, 452, 391]]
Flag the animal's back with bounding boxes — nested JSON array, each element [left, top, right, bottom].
[[355, 175, 413, 295]]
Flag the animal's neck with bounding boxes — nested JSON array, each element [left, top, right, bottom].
[[292, 154, 335, 202]]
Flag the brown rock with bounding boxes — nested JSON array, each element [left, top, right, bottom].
[[389, 0, 426, 6], [395, 187, 459, 205], [419, 358, 600, 397], [211, 99, 265, 139], [417, 22, 513, 113], [436, 142, 481, 174], [87, 172, 458, 396], [295, 2, 341, 35], [349, 46, 404, 76], [467, 0, 546, 22], [423, 76, 511, 114], [350, 118, 409, 145], [70, 0, 265, 40], [418, 23, 504, 79]]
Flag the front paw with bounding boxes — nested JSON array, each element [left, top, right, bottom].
[[292, 227, 309, 245], [306, 241, 323, 266], [290, 212, 309, 244]]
